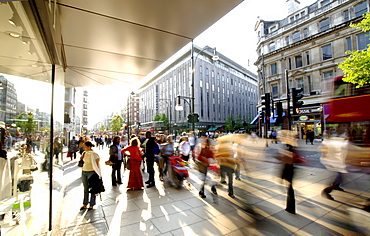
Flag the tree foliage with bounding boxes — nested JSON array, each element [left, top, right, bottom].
[[338, 12, 370, 87], [16, 112, 37, 133], [110, 115, 124, 132], [160, 113, 169, 127], [153, 113, 161, 121], [100, 124, 107, 133]]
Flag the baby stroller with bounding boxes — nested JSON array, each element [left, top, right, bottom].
[[168, 155, 189, 188]]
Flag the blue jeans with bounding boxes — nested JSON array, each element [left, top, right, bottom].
[[82, 171, 96, 206]]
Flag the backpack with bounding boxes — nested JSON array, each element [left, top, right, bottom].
[[153, 143, 160, 155]]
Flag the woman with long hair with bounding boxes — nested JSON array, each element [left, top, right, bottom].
[[80, 141, 101, 210], [121, 138, 144, 190]]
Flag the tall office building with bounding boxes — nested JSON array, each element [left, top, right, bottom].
[[0, 75, 17, 122], [255, 0, 368, 137], [139, 45, 258, 134]]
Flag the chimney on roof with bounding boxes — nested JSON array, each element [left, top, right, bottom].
[[286, 0, 301, 15]]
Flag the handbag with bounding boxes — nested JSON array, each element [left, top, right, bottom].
[[66, 152, 71, 157], [78, 159, 84, 167], [105, 160, 114, 166]]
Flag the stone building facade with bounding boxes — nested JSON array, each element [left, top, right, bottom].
[[139, 44, 258, 134], [255, 0, 369, 137]]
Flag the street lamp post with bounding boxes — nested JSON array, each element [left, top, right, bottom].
[[190, 42, 219, 132]]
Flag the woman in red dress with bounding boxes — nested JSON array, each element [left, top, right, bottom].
[[121, 138, 144, 190]]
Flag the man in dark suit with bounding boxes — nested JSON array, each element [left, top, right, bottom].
[[143, 131, 158, 188], [109, 136, 123, 186]]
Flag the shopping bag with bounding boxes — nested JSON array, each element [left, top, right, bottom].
[[66, 152, 71, 157]]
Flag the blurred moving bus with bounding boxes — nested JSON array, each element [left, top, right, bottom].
[[325, 75, 370, 172], [140, 121, 165, 134]]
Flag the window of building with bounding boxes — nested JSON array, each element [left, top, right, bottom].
[[305, 51, 310, 65], [355, 1, 367, 18], [285, 36, 290, 46], [290, 16, 294, 22], [271, 85, 279, 99], [346, 37, 352, 51], [295, 14, 300, 20], [293, 31, 300, 42], [320, 18, 330, 32], [343, 9, 349, 22], [303, 28, 308, 38], [321, 0, 330, 7], [322, 44, 332, 60], [307, 75, 312, 93], [357, 32, 370, 50], [270, 26, 277, 33], [297, 78, 304, 93], [269, 42, 276, 52], [271, 63, 277, 75], [295, 55, 303, 68], [301, 11, 306, 17], [323, 71, 333, 79], [288, 58, 292, 70]]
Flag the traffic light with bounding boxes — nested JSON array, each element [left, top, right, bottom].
[[193, 113, 199, 122], [187, 114, 199, 123], [261, 93, 271, 117], [259, 111, 265, 124], [292, 88, 304, 115], [276, 102, 283, 118], [187, 114, 192, 123]]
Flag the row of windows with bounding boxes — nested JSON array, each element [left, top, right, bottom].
[[269, 32, 370, 76], [267, 1, 368, 53]]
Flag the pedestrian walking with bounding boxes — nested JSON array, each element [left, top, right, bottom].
[[143, 131, 160, 188], [178, 137, 191, 162], [159, 135, 174, 181], [121, 138, 144, 190], [197, 138, 217, 199], [109, 136, 123, 186], [320, 132, 348, 200], [80, 141, 101, 210], [68, 136, 79, 160], [215, 136, 236, 198]]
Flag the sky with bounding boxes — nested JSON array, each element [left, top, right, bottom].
[[3, 0, 317, 127]]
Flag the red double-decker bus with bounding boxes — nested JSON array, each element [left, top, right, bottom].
[[325, 75, 370, 144], [324, 75, 370, 173], [139, 121, 165, 134]]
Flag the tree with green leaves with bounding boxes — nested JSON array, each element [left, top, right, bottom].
[[160, 113, 169, 127], [153, 113, 161, 121], [110, 114, 124, 132], [338, 12, 370, 87], [225, 115, 235, 132], [16, 112, 37, 133], [99, 124, 107, 133]]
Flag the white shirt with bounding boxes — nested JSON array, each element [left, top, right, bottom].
[[179, 141, 191, 156]]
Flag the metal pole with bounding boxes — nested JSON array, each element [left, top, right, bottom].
[[128, 95, 130, 142], [285, 69, 292, 130], [48, 64, 55, 231], [191, 41, 195, 132]]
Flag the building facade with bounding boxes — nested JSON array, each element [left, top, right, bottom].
[[255, 0, 369, 138], [0, 75, 17, 122], [139, 45, 258, 134], [121, 93, 140, 129]]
